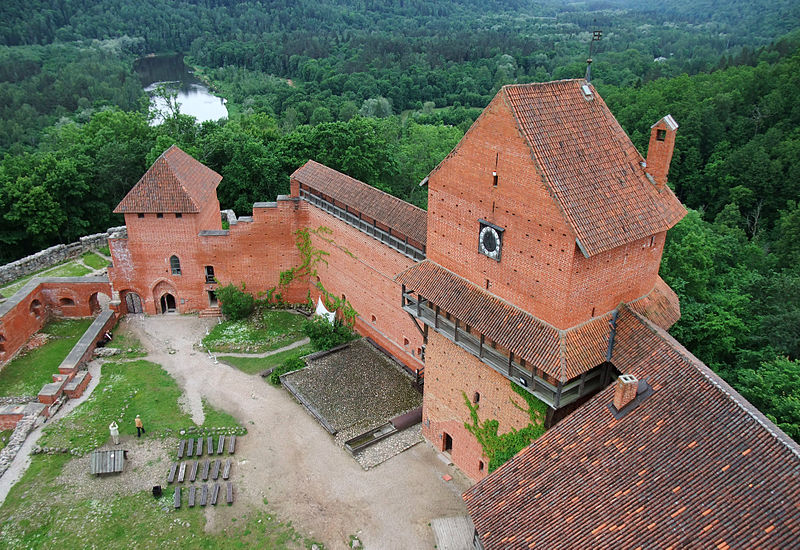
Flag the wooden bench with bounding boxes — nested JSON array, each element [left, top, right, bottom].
[[211, 459, 220, 480], [177, 462, 186, 483], [177, 439, 186, 459], [222, 458, 232, 480], [188, 460, 198, 482], [200, 484, 208, 506], [167, 462, 178, 483], [217, 435, 225, 455], [226, 482, 233, 504], [174, 486, 181, 508], [228, 435, 236, 454], [201, 459, 210, 481], [196, 437, 203, 456], [211, 483, 220, 505], [188, 486, 196, 507], [186, 438, 194, 457], [207, 436, 214, 455]]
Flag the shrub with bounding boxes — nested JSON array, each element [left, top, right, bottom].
[[216, 283, 255, 320], [303, 317, 356, 350], [268, 356, 306, 385]]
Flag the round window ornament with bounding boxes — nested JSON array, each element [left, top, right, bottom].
[[479, 225, 502, 260]]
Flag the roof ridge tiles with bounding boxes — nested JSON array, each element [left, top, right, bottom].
[[622, 306, 800, 460]]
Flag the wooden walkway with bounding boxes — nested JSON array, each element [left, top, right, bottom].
[[90, 450, 126, 475]]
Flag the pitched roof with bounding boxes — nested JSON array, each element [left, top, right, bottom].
[[114, 145, 221, 214], [627, 276, 681, 330], [291, 160, 427, 246], [502, 80, 686, 256], [396, 260, 611, 382], [465, 308, 800, 549]]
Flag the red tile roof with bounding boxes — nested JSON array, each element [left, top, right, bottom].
[[465, 307, 800, 549], [291, 160, 427, 246], [397, 260, 611, 382], [114, 145, 221, 213], [627, 276, 681, 330], [503, 80, 686, 256]]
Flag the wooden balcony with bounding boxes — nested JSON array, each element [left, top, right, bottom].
[[402, 289, 610, 409]]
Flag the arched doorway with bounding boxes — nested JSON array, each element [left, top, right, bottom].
[[29, 299, 44, 318], [160, 293, 176, 313], [122, 291, 143, 314], [89, 292, 111, 314], [152, 280, 178, 314]]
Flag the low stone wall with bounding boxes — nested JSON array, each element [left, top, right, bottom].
[[0, 414, 38, 479], [0, 226, 124, 285], [0, 396, 36, 405]]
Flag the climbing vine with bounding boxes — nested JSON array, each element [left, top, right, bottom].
[[278, 226, 358, 326], [463, 381, 548, 472]]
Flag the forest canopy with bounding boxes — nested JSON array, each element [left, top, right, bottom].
[[0, 0, 799, 440]]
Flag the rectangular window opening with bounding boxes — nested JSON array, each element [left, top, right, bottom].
[[157, 213, 164, 218], [656, 129, 667, 141], [137, 213, 144, 218], [175, 213, 182, 218]]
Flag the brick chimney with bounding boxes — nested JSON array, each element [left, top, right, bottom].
[[646, 115, 678, 188], [613, 374, 639, 411]]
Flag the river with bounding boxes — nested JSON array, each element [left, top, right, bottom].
[[134, 54, 228, 124]]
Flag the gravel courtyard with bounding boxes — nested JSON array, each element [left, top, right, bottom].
[[126, 314, 470, 549]]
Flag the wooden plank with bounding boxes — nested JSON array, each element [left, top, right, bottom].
[[217, 435, 225, 455], [188, 460, 198, 482], [186, 438, 194, 457], [178, 462, 186, 483], [174, 486, 181, 509], [222, 458, 231, 480], [200, 484, 208, 506], [196, 437, 203, 457], [228, 435, 236, 454], [211, 483, 220, 505], [226, 482, 233, 505], [167, 462, 178, 483], [201, 459, 210, 481], [188, 486, 196, 507], [211, 459, 220, 480], [207, 436, 214, 455], [177, 439, 185, 459]]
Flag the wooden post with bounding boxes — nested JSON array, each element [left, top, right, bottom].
[[416, 294, 422, 317], [434, 305, 440, 329], [454, 319, 459, 342], [479, 334, 484, 358]]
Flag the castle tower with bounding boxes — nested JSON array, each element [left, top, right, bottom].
[[109, 145, 223, 315], [398, 80, 686, 479]]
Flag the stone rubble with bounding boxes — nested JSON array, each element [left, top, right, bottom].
[[0, 414, 38, 478]]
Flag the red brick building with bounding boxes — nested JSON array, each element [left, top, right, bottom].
[[107, 78, 800, 547]]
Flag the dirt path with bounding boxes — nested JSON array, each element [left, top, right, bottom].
[[125, 314, 470, 549], [216, 336, 311, 358]]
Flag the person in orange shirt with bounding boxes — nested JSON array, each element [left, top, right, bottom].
[[135, 414, 145, 437]]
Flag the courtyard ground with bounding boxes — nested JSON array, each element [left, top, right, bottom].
[[126, 314, 471, 548]]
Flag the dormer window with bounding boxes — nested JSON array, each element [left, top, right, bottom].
[[170, 255, 181, 275]]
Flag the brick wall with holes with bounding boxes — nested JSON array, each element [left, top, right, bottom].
[[108, 188, 425, 373], [422, 331, 534, 481], [0, 281, 112, 366], [306, 205, 424, 372], [426, 93, 665, 330]]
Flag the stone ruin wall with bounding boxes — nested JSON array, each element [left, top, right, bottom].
[[0, 226, 124, 286]]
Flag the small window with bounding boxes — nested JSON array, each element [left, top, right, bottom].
[[473, 392, 480, 404], [492, 171, 498, 187], [205, 265, 215, 283], [479, 460, 485, 472], [157, 213, 164, 218], [175, 213, 182, 218], [170, 255, 181, 275], [371, 314, 377, 323], [656, 129, 667, 141], [403, 337, 410, 347], [137, 213, 144, 218]]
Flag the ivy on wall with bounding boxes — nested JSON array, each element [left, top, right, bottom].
[[279, 226, 358, 326], [463, 381, 548, 472]]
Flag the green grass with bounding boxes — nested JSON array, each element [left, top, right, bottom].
[[45, 262, 92, 278], [81, 251, 109, 270], [98, 245, 110, 256], [219, 343, 314, 375], [0, 454, 317, 549], [203, 310, 307, 353], [0, 353, 319, 549], [0, 429, 12, 452], [104, 328, 147, 359], [0, 318, 93, 397]]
